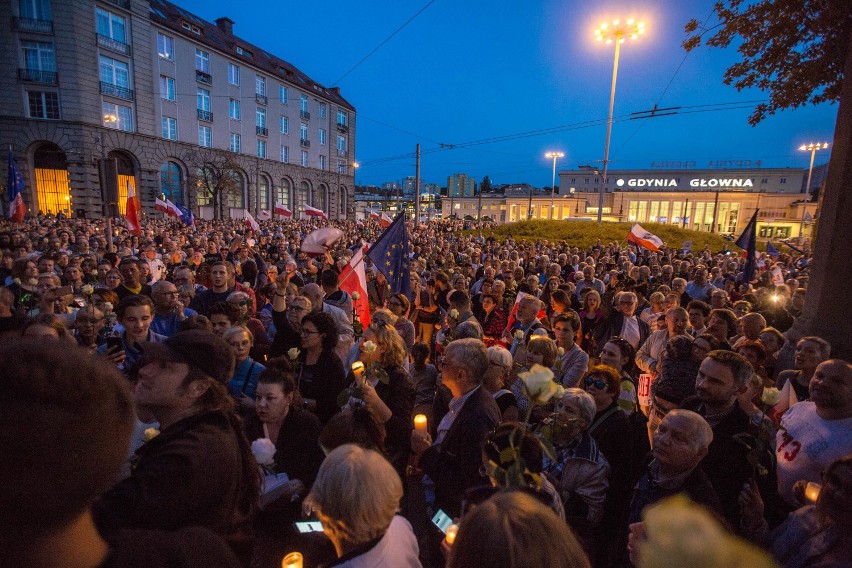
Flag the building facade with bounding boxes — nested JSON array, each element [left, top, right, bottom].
[[1, 0, 356, 220], [447, 173, 475, 197]]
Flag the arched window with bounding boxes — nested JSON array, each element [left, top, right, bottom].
[[34, 143, 71, 215], [339, 186, 348, 217], [159, 161, 183, 206], [276, 178, 291, 209], [227, 171, 245, 208], [258, 175, 270, 211], [109, 151, 136, 215], [296, 180, 310, 211], [316, 183, 327, 212], [196, 166, 213, 206]]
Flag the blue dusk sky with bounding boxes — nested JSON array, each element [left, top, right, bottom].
[[176, 0, 838, 188]]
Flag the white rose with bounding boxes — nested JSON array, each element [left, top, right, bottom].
[[103, 302, 114, 313], [143, 428, 160, 442], [557, 347, 565, 357], [28, 278, 39, 286], [288, 348, 301, 360], [13, 278, 21, 286], [514, 330, 525, 340], [760, 386, 780, 407], [251, 438, 277, 466], [449, 309, 459, 319], [363, 340, 378, 354], [519, 364, 565, 405], [351, 291, 361, 301], [80, 284, 95, 296], [91, 269, 99, 277]]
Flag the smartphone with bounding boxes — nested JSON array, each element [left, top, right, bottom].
[[431, 509, 453, 534], [295, 521, 325, 533], [106, 336, 123, 352]]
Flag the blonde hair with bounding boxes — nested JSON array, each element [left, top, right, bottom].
[[306, 444, 402, 545], [223, 325, 253, 345], [369, 322, 406, 368], [527, 335, 558, 367]]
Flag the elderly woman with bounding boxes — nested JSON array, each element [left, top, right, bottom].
[[296, 311, 347, 425], [353, 322, 416, 475], [640, 292, 666, 324], [223, 325, 265, 412], [305, 444, 420, 567], [104, 268, 123, 291], [542, 388, 610, 550], [226, 290, 270, 353], [483, 345, 518, 422]]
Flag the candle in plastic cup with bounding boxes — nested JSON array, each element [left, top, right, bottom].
[[352, 361, 365, 378], [804, 482, 821, 503], [414, 414, 428, 432], [445, 523, 459, 545], [282, 552, 303, 568]]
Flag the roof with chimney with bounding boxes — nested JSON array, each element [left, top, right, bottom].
[[148, 0, 355, 111]]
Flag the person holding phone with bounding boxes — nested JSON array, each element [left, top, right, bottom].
[[98, 295, 166, 371]]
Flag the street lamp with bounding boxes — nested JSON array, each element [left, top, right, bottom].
[[798, 142, 829, 238], [545, 151, 564, 220], [594, 18, 645, 223]]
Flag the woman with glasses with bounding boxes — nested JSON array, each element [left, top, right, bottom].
[[352, 322, 415, 476], [295, 311, 346, 425], [483, 345, 518, 423], [223, 325, 265, 414]]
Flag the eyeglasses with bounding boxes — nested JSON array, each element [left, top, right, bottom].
[[584, 376, 608, 390], [287, 305, 307, 312], [300, 329, 319, 336]]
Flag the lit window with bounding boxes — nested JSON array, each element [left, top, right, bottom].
[[157, 33, 174, 60], [102, 101, 132, 131]]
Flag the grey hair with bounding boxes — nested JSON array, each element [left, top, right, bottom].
[[226, 291, 250, 303], [486, 345, 513, 369], [444, 338, 489, 386], [664, 409, 713, 451], [455, 320, 483, 340], [560, 388, 597, 427]]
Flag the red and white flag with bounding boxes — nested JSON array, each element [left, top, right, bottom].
[[339, 246, 370, 327], [304, 204, 327, 221], [125, 180, 141, 236], [301, 227, 344, 257], [274, 202, 293, 218], [380, 212, 393, 228], [154, 197, 169, 214], [368, 209, 380, 220], [243, 209, 260, 232], [258, 209, 271, 221], [163, 199, 182, 218], [627, 223, 665, 252]]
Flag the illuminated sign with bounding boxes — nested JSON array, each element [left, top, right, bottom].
[[615, 177, 755, 189], [689, 178, 753, 188], [617, 178, 678, 188]]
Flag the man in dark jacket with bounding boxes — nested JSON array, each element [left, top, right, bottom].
[[93, 330, 260, 563], [594, 291, 650, 356]]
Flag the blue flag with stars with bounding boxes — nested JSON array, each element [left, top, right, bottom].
[[735, 209, 758, 284], [366, 212, 411, 297], [177, 205, 195, 226]]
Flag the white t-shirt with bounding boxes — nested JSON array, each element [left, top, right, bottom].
[[621, 315, 641, 349], [776, 401, 852, 506]]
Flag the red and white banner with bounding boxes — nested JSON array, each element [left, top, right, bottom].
[[154, 198, 169, 214], [368, 209, 380, 220], [125, 180, 141, 236], [304, 204, 327, 221], [243, 209, 260, 232], [380, 212, 393, 228], [274, 202, 293, 218], [258, 209, 271, 221], [339, 247, 370, 327], [627, 223, 665, 252], [301, 227, 344, 257]]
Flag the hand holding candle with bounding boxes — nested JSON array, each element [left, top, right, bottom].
[[282, 552, 303, 568], [445, 523, 459, 545], [414, 413, 428, 433], [804, 482, 821, 503], [352, 361, 365, 384]]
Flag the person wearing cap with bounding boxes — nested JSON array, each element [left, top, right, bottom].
[[93, 330, 260, 563]]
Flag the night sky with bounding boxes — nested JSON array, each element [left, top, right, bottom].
[[175, 0, 838, 188]]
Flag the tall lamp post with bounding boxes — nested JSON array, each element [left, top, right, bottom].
[[594, 18, 645, 223], [798, 142, 829, 238], [545, 151, 564, 220]]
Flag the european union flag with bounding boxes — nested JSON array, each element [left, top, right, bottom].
[[366, 212, 411, 297], [177, 205, 195, 227], [735, 209, 758, 283]]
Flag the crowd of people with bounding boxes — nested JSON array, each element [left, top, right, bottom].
[[1, 213, 850, 568]]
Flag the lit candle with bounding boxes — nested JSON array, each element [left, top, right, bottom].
[[445, 523, 459, 545], [414, 414, 428, 432], [282, 552, 303, 568], [352, 361, 365, 379], [804, 482, 821, 503]]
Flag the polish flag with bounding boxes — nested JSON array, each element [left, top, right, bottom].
[[154, 197, 169, 214], [274, 202, 293, 218], [125, 180, 141, 236], [165, 199, 183, 218], [626, 223, 665, 252], [368, 209, 380, 220], [380, 212, 392, 228], [258, 209, 272, 221], [244, 209, 260, 232], [339, 246, 370, 327], [304, 204, 327, 221]]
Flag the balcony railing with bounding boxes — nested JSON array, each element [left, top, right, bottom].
[[336, 123, 348, 133], [195, 70, 212, 85], [255, 93, 267, 105], [96, 33, 131, 56], [100, 81, 134, 100], [300, 138, 310, 148], [300, 110, 310, 120], [256, 126, 268, 136], [18, 68, 57, 84], [197, 109, 213, 122], [11, 17, 53, 33], [337, 149, 349, 158]]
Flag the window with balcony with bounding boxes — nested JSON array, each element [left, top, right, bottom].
[[157, 33, 174, 60], [198, 126, 212, 147], [162, 117, 177, 140], [96, 8, 129, 55], [15, 0, 52, 32], [280, 145, 289, 163], [99, 56, 132, 99], [279, 116, 288, 134], [257, 140, 267, 159], [279, 85, 288, 104], [229, 133, 241, 153], [228, 63, 239, 86], [300, 150, 308, 167], [256, 108, 267, 136], [300, 123, 307, 141], [336, 110, 348, 132], [27, 91, 59, 119], [300, 95, 309, 119], [337, 135, 346, 155], [20, 40, 56, 84], [160, 75, 175, 101], [256, 75, 266, 96], [196, 88, 211, 121], [102, 101, 132, 131], [229, 98, 240, 120], [195, 49, 209, 73]]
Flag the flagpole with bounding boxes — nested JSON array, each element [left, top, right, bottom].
[[337, 250, 368, 288]]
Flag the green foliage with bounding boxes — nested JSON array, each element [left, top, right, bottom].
[[475, 220, 737, 251], [683, 0, 849, 125]]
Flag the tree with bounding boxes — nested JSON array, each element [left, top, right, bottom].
[[480, 175, 492, 194], [185, 149, 242, 220], [683, 0, 850, 125]]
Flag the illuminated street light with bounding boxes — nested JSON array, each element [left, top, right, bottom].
[[798, 142, 829, 238], [593, 17, 645, 223], [545, 151, 564, 220]]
